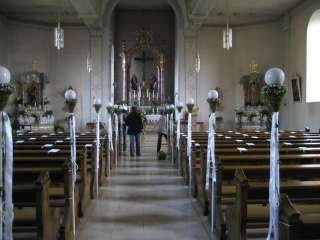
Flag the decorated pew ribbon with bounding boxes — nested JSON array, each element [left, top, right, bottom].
[[108, 112, 113, 176], [176, 111, 181, 173], [206, 113, 216, 191], [108, 113, 113, 151], [176, 111, 181, 149], [120, 113, 123, 151], [1, 113, 13, 240], [187, 113, 192, 194], [267, 112, 280, 240], [95, 113, 100, 196], [170, 113, 174, 164], [114, 114, 119, 167], [68, 113, 77, 239]]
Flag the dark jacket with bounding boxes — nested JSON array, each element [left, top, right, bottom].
[[125, 111, 143, 135]]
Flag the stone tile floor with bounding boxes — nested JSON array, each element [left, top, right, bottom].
[[78, 134, 210, 240]]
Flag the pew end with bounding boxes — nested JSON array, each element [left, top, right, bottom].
[[279, 194, 302, 240], [226, 168, 249, 240]]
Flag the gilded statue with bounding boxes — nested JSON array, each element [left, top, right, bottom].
[[240, 72, 265, 106]]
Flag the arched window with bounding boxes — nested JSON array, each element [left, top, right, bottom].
[[306, 9, 320, 102]]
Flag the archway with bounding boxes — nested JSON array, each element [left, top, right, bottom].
[[102, 0, 187, 105]]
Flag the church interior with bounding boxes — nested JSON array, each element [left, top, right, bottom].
[[0, 0, 320, 239]]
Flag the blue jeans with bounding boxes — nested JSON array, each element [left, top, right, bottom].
[[129, 134, 141, 156]]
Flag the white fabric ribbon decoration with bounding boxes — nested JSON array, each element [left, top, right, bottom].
[[176, 112, 181, 149], [120, 113, 123, 151], [114, 114, 119, 167], [166, 114, 169, 137], [95, 113, 100, 196], [68, 114, 77, 239], [205, 113, 215, 191], [187, 113, 192, 194], [108, 113, 113, 176], [170, 113, 174, 164], [267, 112, 280, 240], [1, 113, 13, 240], [205, 113, 216, 232]]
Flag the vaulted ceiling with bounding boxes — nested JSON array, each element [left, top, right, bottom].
[[0, 0, 305, 27]]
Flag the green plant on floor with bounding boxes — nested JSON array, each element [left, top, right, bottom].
[[158, 150, 167, 160]]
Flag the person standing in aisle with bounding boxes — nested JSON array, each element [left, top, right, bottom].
[[125, 106, 144, 157], [157, 110, 167, 153]]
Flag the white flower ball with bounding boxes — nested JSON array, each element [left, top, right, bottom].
[[265, 68, 285, 86], [170, 104, 175, 109], [94, 98, 101, 105], [208, 90, 219, 100], [178, 102, 184, 108], [64, 89, 77, 100], [107, 102, 113, 108], [0, 65, 11, 84], [187, 98, 195, 105]]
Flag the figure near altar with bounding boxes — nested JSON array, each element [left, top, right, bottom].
[[130, 74, 139, 92], [149, 74, 157, 98]]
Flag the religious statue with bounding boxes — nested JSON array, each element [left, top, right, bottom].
[[130, 74, 139, 91], [28, 80, 40, 105], [149, 74, 157, 94], [240, 62, 265, 106]]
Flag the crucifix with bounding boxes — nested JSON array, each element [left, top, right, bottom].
[[134, 51, 153, 82]]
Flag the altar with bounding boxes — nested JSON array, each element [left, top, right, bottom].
[[145, 114, 161, 133], [235, 62, 270, 130], [119, 29, 170, 106], [15, 70, 55, 133]]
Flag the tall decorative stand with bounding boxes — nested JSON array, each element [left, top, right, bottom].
[[0, 65, 15, 240], [186, 98, 195, 195], [262, 68, 286, 240], [93, 99, 101, 197], [64, 87, 78, 240], [206, 90, 220, 233]]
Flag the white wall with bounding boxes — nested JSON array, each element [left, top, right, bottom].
[[7, 22, 91, 130], [196, 22, 284, 128], [281, 0, 320, 131]]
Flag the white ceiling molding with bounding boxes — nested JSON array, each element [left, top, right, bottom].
[[0, 0, 305, 27], [188, 0, 216, 28], [69, 0, 100, 26]]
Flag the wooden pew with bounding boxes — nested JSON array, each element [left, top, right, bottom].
[[183, 132, 320, 239], [13, 148, 90, 218], [13, 171, 55, 239], [13, 156, 75, 239], [225, 169, 320, 239], [280, 194, 320, 239]]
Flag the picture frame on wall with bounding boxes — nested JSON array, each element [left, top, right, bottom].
[[291, 74, 302, 102]]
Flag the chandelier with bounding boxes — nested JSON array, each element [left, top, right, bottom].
[[87, 54, 93, 73], [195, 53, 201, 73], [54, 15, 64, 50], [223, 0, 232, 50]]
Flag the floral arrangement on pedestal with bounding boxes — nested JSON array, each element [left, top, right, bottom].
[[65, 87, 77, 113], [0, 68, 15, 111]]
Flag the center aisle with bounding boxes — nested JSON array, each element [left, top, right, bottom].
[[78, 134, 210, 240]]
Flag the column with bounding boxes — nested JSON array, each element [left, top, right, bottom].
[[89, 28, 103, 121], [159, 53, 165, 103], [184, 30, 198, 103]]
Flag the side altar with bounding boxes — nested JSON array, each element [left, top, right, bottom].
[[15, 70, 54, 132], [235, 62, 270, 130]]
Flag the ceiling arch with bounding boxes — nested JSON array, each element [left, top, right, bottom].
[[102, 0, 188, 29]]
